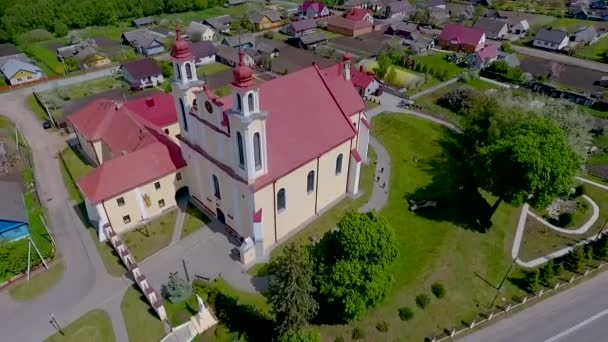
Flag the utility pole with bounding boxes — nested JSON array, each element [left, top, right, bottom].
[[490, 257, 518, 309]]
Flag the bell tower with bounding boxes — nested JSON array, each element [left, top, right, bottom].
[[170, 25, 203, 137], [227, 51, 268, 183]]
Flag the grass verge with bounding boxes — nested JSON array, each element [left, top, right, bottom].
[[46, 309, 115, 342], [181, 205, 211, 239], [122, 211, 177, 261], [10, 260, 65, 301], [121, 286, 165, 342]]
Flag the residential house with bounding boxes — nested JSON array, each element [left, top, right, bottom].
[[572, 26, 599, 43], [497, 51, 520, 67], [1, 59, 42, 85], [225, 0, 249, 6], [296, 32, 328, 49], [298, 1, 330, 19], [533, 29, 570, 51], [473, 17, 509, 39], [122, 29, 166, 56], [483, 9, 507, 19], [132, 16, 155, 28], [216, 45, 256, 67], [203, 15, 233, 34], [57, 42, 111, 69], [345, 8, 374, 23], [342, 0, 369, 9], [168, 37, 370, 263], [121, 58, 164, 89], [510, 19, 530, 35], [380, 1, 412, 19], [249, 10, 283, 31], [421, 0, 447, 9], [281, 19, 317, 36], [221, 34, 256, 51], [0, 43, 29, 67], [190, 41, 218, 66], [465, 44, 498, 69], [69, 96, 186, 237], [407, 36, 435, 53], [0, 179, 29, 243], [326, 13, 374, 37], [429, 7, 451, 27], [254, 42, 280, 59], [386, 22, 420, 40], [187, 22, 215, 41], [439, 23, 486, 52], [351, 65, 382, 96]]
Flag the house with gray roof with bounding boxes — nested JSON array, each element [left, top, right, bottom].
[[281, 19, 317, 37], [473, 17, 508, 39], [1, 59, 42, 85], [497, 51, 520, 68], [216, 45, 256, 67], [297, 32, 328, 49], [380, 1, 412, 19], [132, 16, 156, 28], [121, 29, 166, 55], [221, 34, 256, 50], [203, 15, 233, 34], [249, 10, 283, 31], [572, 26, 598, 43], [190, 41, 217, 65], [533, 28, 570, 51], [0, 43, 29, 68]]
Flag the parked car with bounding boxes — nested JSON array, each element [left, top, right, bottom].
[[42, 120, 52, 129]]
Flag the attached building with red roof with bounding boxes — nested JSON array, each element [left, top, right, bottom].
[[171, 40, 370, 264], [298, 0, 331, 18], [326, 11, 374, 37], [350, 65, 382, 96], [439, 23, 486, 52]]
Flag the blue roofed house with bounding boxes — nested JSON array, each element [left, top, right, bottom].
[[0, 179, 30, 242], [221, 34, 256, 51], [121, 29, 166, 56]]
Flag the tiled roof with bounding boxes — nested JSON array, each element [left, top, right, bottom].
[[70, 98, 185, 203], [351, 66, 378, 89], [473, 17, 508, 37], [189, 41, 217, 59], [124, 93, 178, 128], [535, 28, 569, 43], [1, 59, 40, 79], [439, 23, 485, 47], [217, 62, 362, 190], [299, 1, 327, 13], [345, 8, 371, 21], [121, 58, 162, 81], [476, 44, 498, 61], [327, 15, 373, 30]]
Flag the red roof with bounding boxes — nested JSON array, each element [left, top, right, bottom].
[[299, 1, 327, 13], [476, 44, 498, 61], [218, 63, 363, 190], [350, 66, 377, 90], [439, 23, 485, 48], [345, 8, 371, 21], [319, 63, 367, 117], [124, 93, 177, 128], [69, 98, 185, 204], [327, 15, 372, 31]]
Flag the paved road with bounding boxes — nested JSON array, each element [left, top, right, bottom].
[[513, 45, 608, 73], [462, 269, 608, 342]]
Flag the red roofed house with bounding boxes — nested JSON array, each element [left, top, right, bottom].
[[172, 26, 370, 264], [298, 1, 330, 18], [351, 65, 382, 96], [68, 92, 187, 239], [439, 23, 486, 52], [465, 44, 499, 69], [327, 9, 374, 37]]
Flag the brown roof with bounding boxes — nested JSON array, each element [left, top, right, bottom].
[[327, 16, 373, 31], [121, 58, 162, 80]]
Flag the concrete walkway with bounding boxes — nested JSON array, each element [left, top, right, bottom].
[[360, 137, 390, 213], [171, 198, 188, 244], [410, 77, 459, 100], [528, 195, 599, 235]]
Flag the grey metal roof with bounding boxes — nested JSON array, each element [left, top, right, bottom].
[[204, 15, 233, 31], [473, 17, 508, 37], [190, 41, 217, 58], [0, 43, 20, 57], [132, 16, 155, 27], [1, 59, 40, 79], [222, 33, 255, 47], [535, 28, 569, 43], [256, 42, 279, 55], [0, 179, 28, 223], [249, 10, 282, 24], [122, 29, 165, 49], [290, 19, 317, 32], [386, 0, 412, 13], [300, 32, 327, 45]]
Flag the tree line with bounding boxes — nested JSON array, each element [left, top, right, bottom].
[[0, 0, 225, 42]]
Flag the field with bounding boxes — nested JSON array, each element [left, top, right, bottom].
[[413, 53, 464, 79], [365, 62, 423, 88], [46, 309, 115, 342], [547, 18, 597, 31], [121, 286, 165, 342]]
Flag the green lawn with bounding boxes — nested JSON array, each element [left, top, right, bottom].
[[20, 43, 65, 76], [181, 205, 210, 239], [10, 261, 65, 301], [319, 29, 344, 40], [576, 36, 608, 62], [46, 309, 115, 342], [197, 62, 230, 78], [413, 53, 463, 79], [121, 286, 165, 342], [59, 147, 93, 201], [365, 62, 423, 89], [214, 84, 232, 97], [76, 24, 131, 40], [157, 5, 251, 24], [122, 211, 177, 261], [547, 18, 596, 31], [26, 94, 53, 123]]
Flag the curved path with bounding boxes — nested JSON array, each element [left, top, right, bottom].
[[528, 195, 599, 235]]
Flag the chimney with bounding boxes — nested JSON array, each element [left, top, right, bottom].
[[312, 61, 317, 67], [112, 100, 121, 110], [145, 97, 155, 108], [342, 53, 352, 81], [360, 65, 364, 72]]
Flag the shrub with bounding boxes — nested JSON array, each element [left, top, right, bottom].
[[164, 272, 192, 303], [19, 29, 53, 43], [334, 337, 345, 342], [564, 246, 585, 272], [437, 88, 476, 114], [352, 327, 365, 340], [572, 185, 585, 198], [524, 269, 539, 292], [52, 21, 69, 37], [592, 233, 608, 259], [415, 294, 431, 309], [558, 213, 574, 227], [539, 261, 554, 286], [398, 306, 414, 320], [501, 42, 514, 53], [431, 282, 446, 299], [376, 321, 389, 333]]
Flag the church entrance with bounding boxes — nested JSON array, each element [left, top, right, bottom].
[[216, 208, 226, 225]]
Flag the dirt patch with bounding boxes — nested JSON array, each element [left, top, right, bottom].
[[329, 31, 389, 58], [520, 56, 605, 94]]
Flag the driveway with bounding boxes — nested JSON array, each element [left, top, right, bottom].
[[514, 45, 608, 73]]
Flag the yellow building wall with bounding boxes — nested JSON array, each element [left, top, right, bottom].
[[162, 122, 181, 144], [102, 170, 184, 234], [253, 184, 276, 247], [257, 17, 282, 31], [11, 70, 35, 81], [273, 159, 318, 241], [316, 140, 351, 211]]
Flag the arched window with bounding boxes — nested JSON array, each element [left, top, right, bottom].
[[253, 132, 262, 170], [212, 174, 221, 199], [236, 94, 242, 112], [307, 171, 315, 193], [277, 188, 286, 212], [237, 132, 245, 168], [176, 64, 182, 80], [179, 98, 188, 132], [335, 154, 343, 175], [248, 93, 255, 112], [185, 63, 193, 80]]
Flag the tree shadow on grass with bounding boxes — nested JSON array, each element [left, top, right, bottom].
[[404, 131, 493, 232], [210, 292, 274, 342]]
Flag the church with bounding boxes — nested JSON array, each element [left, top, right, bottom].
[[169, 30, 370, 263]]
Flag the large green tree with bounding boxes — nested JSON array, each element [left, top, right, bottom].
[[266, 244, 318, 336], [472, 118, 581, 211], [312, 211, 399, 322]]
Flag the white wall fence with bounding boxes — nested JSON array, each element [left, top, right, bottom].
[[427, 261, 608, 342]]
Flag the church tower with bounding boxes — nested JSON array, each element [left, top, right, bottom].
[[227, 51, 268, 183], [170, 25, 203, 139]]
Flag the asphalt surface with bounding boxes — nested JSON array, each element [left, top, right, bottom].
[[513, 45, 608, 73]]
